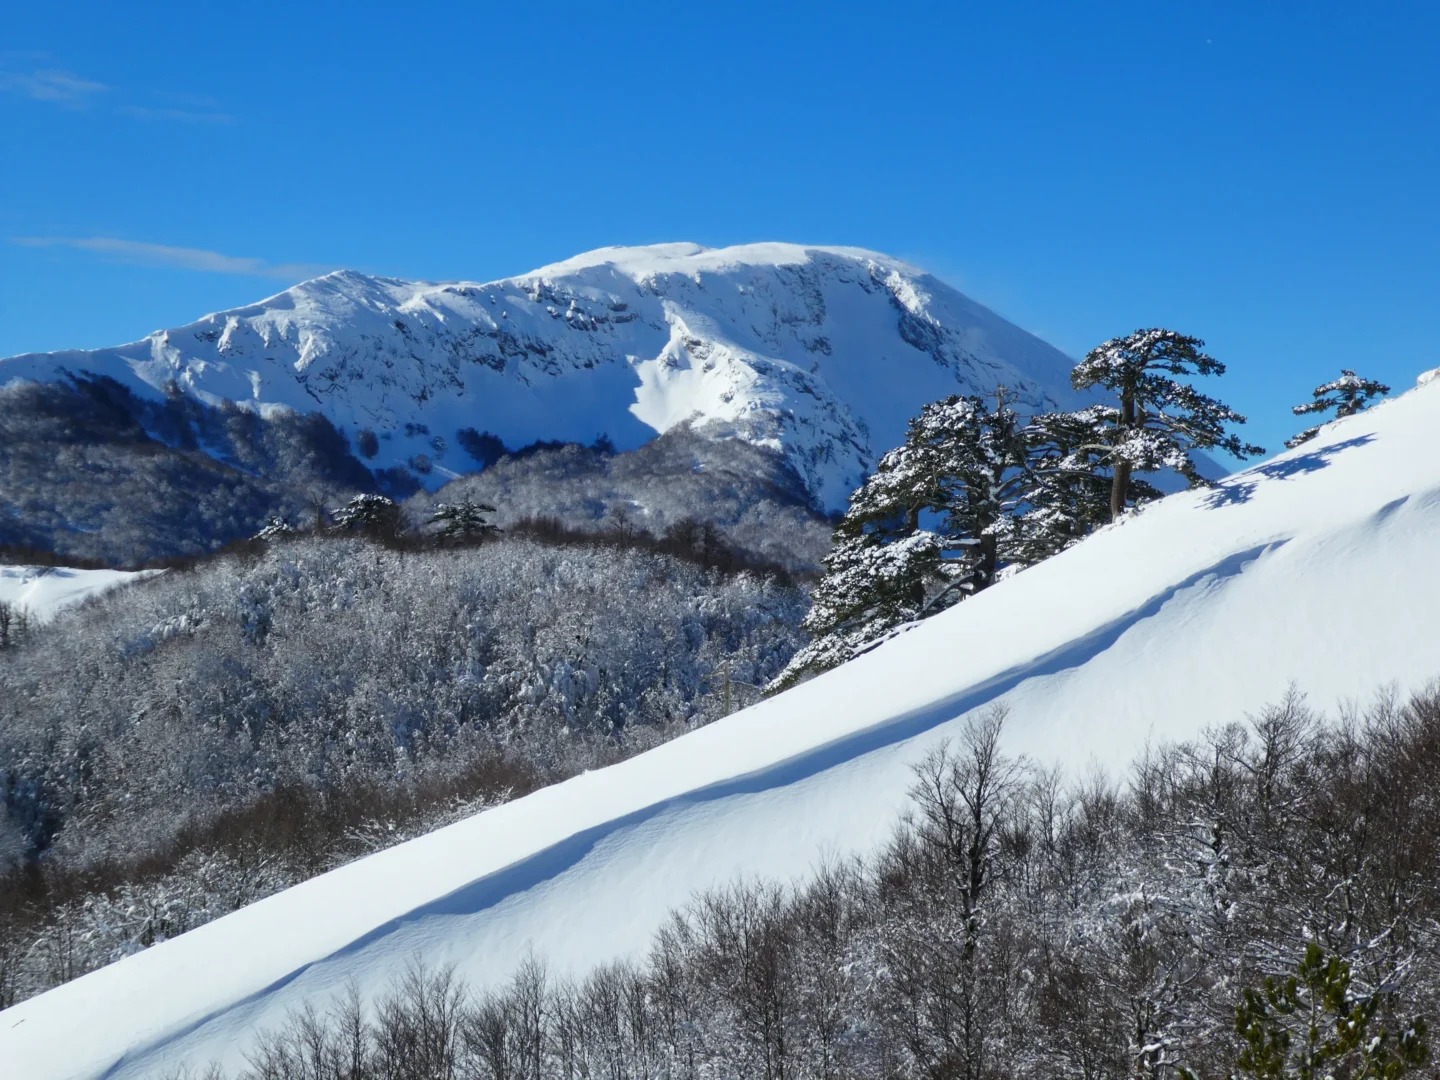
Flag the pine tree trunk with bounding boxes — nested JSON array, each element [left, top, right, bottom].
[[976, 533, 998, 592], [1109, 460, 1131, 521], [1110, 389, 1137, 520]]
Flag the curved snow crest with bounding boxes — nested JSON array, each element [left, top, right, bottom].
[[0, 244, 1084, 511], [7, 373, 1440, 1080]]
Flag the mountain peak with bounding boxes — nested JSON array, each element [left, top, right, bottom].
[[0, 243, 1082, 511]]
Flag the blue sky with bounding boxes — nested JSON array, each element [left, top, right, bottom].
[[3, 1, 1437, 457]]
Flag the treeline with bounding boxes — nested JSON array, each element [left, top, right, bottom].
[[413, 426, 834, 574], [172, 684, 1438, 1080], [281, 489, 805, 585], [0, 533, 806, 1006], [506, 515, 800, 583]]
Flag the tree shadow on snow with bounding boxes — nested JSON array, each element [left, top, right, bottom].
[[1202, 435, 1375, 508]]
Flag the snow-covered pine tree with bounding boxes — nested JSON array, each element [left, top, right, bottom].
[[330, 494, 404, 539], [1285, 369, 1390, 448], [428, 500, 501, 544], [1012, 407, 1164, 563], [769, 394, 1029, 690], [253, 516, 298, 542], [1071, 329, 1264, 520]]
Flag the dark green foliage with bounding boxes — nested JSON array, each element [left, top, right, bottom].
[[428, 500, 500, 544], [331, 494, 406, 540], [1014, 406, 1165, 561], [1231, 943, 1428, 1079], [1071, 328, 1264, 519], [772, 388, 1168, 688], [772, 394, 1030, 688], [1287, 371, 1391, 449], [455, 427, 507, 469]]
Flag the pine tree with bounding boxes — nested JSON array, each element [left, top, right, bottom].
[[1227, 943, 1428, 1080], [428, 500, 500, 544], [769, 393, 1029, 690], [253, 516, 298, 542], [1286, 370, 1390, 449], [1015, 406, 1163, 563], [330, 494, 405, 540], [1071, 329, 1264, 520]]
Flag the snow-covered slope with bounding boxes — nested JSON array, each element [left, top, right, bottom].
[[0, 243, 1087, 510], [8, 372, 1434, 1079], [0, 565, 156, 622]]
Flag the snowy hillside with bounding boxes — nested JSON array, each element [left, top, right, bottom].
[[5, 360, 1438, 1075], [0, 565, 155, 622], [0, 243, 1087, 511]]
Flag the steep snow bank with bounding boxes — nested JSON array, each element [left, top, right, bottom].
[[6, 377, 1435, 1079]]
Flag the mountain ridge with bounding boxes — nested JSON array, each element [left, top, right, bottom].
[[0, 243, 1088, 512]]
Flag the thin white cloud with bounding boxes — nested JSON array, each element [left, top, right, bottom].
[[13, 237, 330, 281], [1, 63, 230, 123], [0, 67, 106, 105]]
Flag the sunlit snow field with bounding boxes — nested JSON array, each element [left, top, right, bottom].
[[7, 373, 1440, 1079]]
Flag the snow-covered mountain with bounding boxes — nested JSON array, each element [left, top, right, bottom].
[[0, 243, 1087, 511], [6, 363, 1438, 1077]]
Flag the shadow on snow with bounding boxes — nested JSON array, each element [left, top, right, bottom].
[[106, 538, 1287, 1077], [1203, 435, 1375, 508]]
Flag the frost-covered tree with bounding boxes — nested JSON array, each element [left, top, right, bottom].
[[1013, 407, 1164, 564], [428, 500, 500, 544], [1286, 369, 1390, 448], [0, 600, 28, 650], [771, 394, 1030, 689], [253, 516, 298, 542], [1071, 329, 1264, 520], [331, 494, 404, 539]]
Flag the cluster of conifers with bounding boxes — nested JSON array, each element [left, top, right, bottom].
[[776, 329, 1389, 689]]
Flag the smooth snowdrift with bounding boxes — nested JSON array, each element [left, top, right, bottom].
[[8, 377, 1440, 1078], [0, 565, 155, 622], [0, 243, 1088, 510]]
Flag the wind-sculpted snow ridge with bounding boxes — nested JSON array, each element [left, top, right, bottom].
[[0, 243, 1084, 511], [9, 373, 1440, 1078]]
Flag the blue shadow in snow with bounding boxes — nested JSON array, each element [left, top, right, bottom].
[[107, 538, 1287, 1077], [1203, 435, 1375, 508]]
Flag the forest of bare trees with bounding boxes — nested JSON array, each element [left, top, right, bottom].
[[0, 530, 806, 1006], [160, 685, 1439, 1079]]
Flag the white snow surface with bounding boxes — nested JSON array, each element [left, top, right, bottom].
[[0, 565, 155, 622], [7, 379, 1435, 1078], [0, 243, 1090, 510]]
